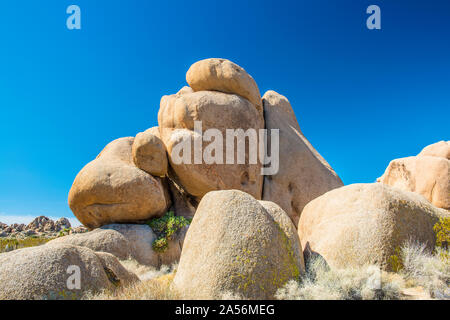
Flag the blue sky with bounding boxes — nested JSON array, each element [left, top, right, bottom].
[[0, 0, 449, 224]]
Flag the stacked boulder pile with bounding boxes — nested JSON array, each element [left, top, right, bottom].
[[0, 216, 86, 239], [0, 58, 448, 300]]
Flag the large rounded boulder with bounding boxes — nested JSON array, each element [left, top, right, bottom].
[[0, 243, 138, 300], [378, 141, 450, 210], [186, 58, 262, 113], [298, 183, 448, 271], [262, 90, 343, 227], [68, 137, 171, 229], [418, 140, 450, 159], [172, 190, 304, 299], [158, 87, 264, 201]]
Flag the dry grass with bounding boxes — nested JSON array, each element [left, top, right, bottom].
[[0, 237, 54, 253], [83, 260, 180, 300], [400, 242, 449, 299], [275, 258, 402, 300], [275, 242, 449, 300]]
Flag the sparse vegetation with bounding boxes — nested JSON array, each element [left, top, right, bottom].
[[275, 241, 449, 300], [400, 242, 449, 299], [0, 237, 54, 253], [275, 256, 402, 300], [83, 261, 179, 300], [146, 211, 191, 253]]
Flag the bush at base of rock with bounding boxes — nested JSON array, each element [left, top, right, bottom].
[[172, 190, 305, 300]]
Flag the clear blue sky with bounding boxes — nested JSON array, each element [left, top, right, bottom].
[[0, 0, 449, 223]]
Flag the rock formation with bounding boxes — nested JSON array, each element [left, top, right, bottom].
[[261, 90, 344, 226], [378, 141, 450, 210]]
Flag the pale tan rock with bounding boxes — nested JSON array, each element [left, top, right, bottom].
[[298, 183, 448, 271], [172, 190, 304, 300], [186, 58, 262, 113], [132, 127, 168, 177], [158, 89, 264, 200], [68, 137, 171, 229], [378, 156, 450, 210], [262, 90, 343, 227], [0, 243, 137, 300], [418, 141, 450, 159]]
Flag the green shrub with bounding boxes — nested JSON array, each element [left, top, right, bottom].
[[146, 211, 191, 253], [433, 217, 449, 261], [388, 247, 404, 272]]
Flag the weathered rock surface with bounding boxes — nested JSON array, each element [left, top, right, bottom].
[[158, 88, 264, 200], [68, 137, 171, 229], [47, 224, 186, 267], [298, 183, 448, 271], [186, 58, 262, 113], [172, 190, 304, 299], [418, 141, 450, 159], [132, 127, 168, 177], [0, 243, 137, 300], [262, 90, 343, 227], [378, 149, 450, 210]]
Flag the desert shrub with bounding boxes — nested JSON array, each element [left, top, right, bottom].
[[388, 247, 404, 272], [146, 211, 191, 253], [275, 256, 402, 300], [434, 217, 449, 261], [400, 241, 449, 299]]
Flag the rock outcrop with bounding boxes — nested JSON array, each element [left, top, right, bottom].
[[262, 90, 343, 226], [68, 137, 171, 229], [0, 217, 80, 239], [298, 183, 448, 271], [172, 190, 304, 299], [378, 141, 450, 210], [0, 243, 138, 300]]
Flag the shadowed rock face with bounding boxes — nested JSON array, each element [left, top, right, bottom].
[[262, 90, 343, 227], [378, 141, 450, 210], [172, 190, 304, 300], [0, 243, 138, 300], [298, 183, 449, 271], [68, 137, 171, 229]]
